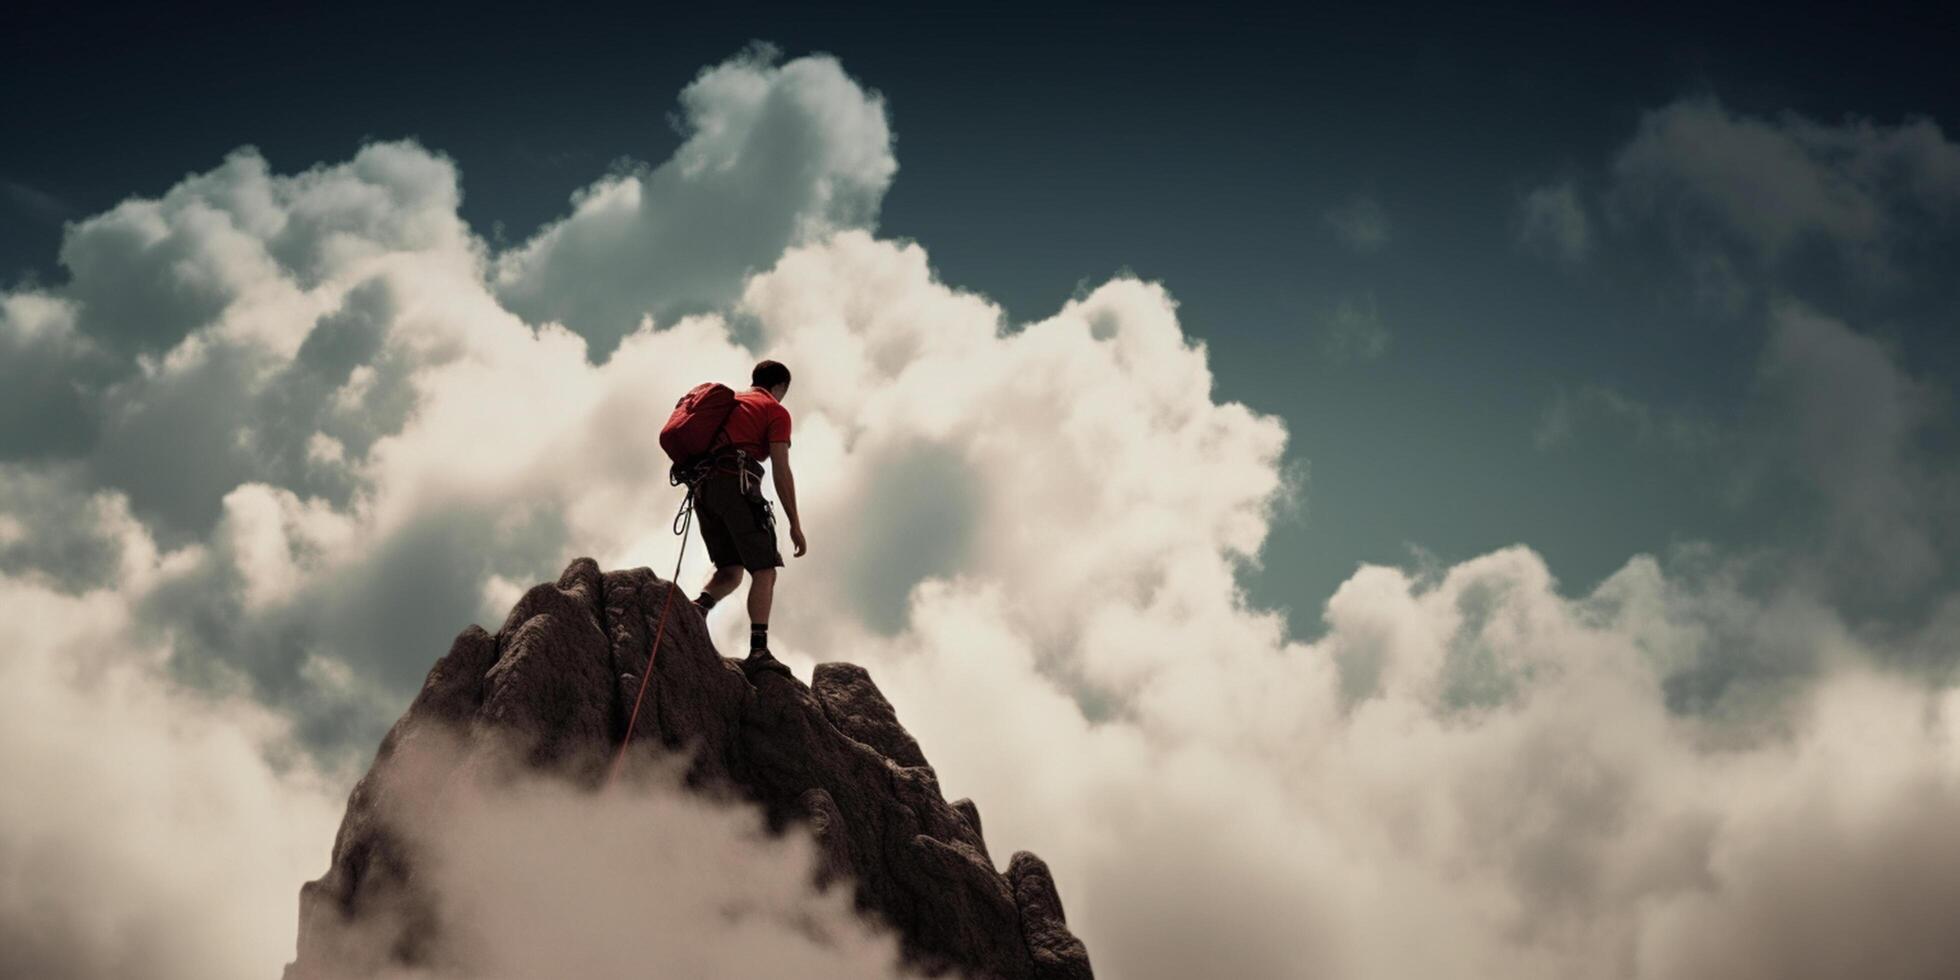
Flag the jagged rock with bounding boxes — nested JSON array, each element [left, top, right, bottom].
[[1009, 853, 1095, 980], [287, 557, 1093, 979], [800, 786, 854, 889], [953, 798, 992, 864], [813, 662, 931, 768]]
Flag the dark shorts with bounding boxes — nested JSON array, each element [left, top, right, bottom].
[[694, 470, 783, 572]]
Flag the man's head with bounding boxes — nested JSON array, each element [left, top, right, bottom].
[[752, 359, 792, 400]]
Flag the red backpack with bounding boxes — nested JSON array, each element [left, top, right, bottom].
[[660, 382, 738, 469]]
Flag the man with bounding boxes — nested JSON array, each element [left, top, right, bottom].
[[691, 359, 808, 677]]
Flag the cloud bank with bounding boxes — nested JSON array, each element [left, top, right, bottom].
[[4, 50, 1959, 980]]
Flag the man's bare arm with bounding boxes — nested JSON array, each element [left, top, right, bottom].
[[769, 441, 807, 557]]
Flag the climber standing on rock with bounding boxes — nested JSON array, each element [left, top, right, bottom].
[[681, 359, 807, 677]]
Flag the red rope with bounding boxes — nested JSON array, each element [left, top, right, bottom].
[[607, 502, 692, 786]]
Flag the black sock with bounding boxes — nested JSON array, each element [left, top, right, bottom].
[[750, 623, 769, 652], [694, 591, 717, 610]]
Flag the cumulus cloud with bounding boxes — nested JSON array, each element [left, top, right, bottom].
[[859, 544, 1960, 980], [59, 142, 469, 362], [4, 47, 1960, 980], [0, 291, 114, 458], [1517, 179, 1593, 264], [492, 47, 896, 356], [1324, 194, 1391, 252]]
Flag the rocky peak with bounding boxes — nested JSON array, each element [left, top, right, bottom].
[[286, 558, 1093, 979]]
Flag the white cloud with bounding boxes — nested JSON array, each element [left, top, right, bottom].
[[3, 49, 1959, 980], [60, 142, 468, 360], [408, 776, 917, 980], [0, 575, 346, 980], [855, 544, 1960, 980], [1517, 179, 1593, 264], [492, 47, 896, 356], [292, 733, 919, 980]]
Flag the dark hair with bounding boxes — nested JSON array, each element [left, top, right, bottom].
[[752, 359, 792, 390]]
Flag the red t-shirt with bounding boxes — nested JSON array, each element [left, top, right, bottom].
[[722, 387, 792, 461]]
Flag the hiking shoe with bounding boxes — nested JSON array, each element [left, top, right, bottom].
[[741, 648, 794, 678]]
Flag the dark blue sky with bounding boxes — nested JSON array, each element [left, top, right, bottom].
[[7, 0, 1956, 631]]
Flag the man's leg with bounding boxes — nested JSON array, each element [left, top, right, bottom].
[[693, 479, 744, 611], [741, 567, 790, 676], [747, 566, 776, 645], [746, 567, 775, 624], [697, 565, 743, 609]]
